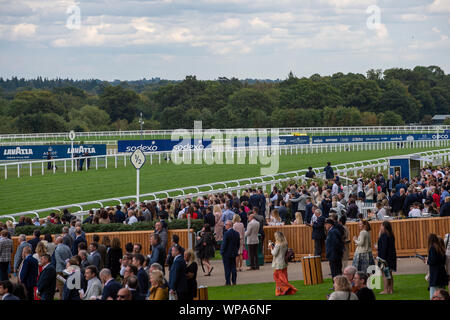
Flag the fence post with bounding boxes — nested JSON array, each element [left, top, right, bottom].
[[53, 161, 56, 174], [64, 160, 67, 173], [4, 165, 7, 180], [115, 155, 117, 168], [105, 156, 108, 169], [30, 162, 32, 177], [41, 162, 44, 175]]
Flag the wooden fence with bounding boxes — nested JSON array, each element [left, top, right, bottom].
[[11, 229, 194, 265], [262, 217, 450, 262]]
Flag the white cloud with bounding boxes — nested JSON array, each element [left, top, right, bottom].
[[429, 0, 450, 13], [249, 17, 270, 30], [400, 13, 428, 22]]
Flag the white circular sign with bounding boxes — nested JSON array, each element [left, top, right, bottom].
[[69, 130, 76, 141]]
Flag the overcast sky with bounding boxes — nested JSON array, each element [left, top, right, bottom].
[[0, 0, 449, 80]]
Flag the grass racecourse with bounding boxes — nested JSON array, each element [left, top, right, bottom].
[[208, 274, 432, 300], [0, 145, 447, 216]]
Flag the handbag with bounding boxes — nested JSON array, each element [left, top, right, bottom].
[[242, 249, 248, 260]]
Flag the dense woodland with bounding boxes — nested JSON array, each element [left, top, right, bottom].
[[0, 65, 449, 133]]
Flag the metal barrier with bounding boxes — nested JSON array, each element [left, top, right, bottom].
[[3, 148, 450, 222], [0, 125, 448, 141], [1, 140, 449, 180]]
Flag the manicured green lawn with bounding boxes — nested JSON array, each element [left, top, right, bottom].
[[208, 273, 434, 300], [0, 146, 445, 216]]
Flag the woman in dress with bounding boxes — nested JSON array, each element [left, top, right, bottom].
[[352, 220, 375, 273], [425, 234, 448, 299], [269, 231, 297, 296], [267, 209, 284, 226], [339, 215, 351, 269], [377, 221, 397, 294], [184, 249, 198, 301], [232, 214, 245, 272], [213, 203, 224, 243], [195, 224, 215, 276], [106, 237, 122, 279]]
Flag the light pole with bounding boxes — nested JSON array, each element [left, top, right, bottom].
[[139, 112, 144, 142]]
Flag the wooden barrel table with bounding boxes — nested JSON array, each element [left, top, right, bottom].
[[301, 255, 323, 285], [194, 286, 209, 300]]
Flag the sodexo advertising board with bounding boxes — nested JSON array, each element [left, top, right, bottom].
[[117, 139, 212, 153]]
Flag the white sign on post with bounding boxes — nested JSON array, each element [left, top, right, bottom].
[[69, 130, 76, 171], [130, 148, 146, 205]]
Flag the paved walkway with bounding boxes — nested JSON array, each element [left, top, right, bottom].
[[196, 257, 428, 287]]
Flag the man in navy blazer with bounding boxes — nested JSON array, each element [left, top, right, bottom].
[[132, 253, 149, 296], [99, 268, 122, 300], [311, 209, 326, 256], [36, 254, 56, 300], [169, 245, 188, 300], [72, 227, 86, 256], [19, 246, 38, 301], [325, 219, 344, 279], [220, 220, 240, 286], [27, 230, 41, 254]]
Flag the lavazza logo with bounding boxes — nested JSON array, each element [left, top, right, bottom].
[[3, 147, 33, 155], [67, 146, 96, 154]]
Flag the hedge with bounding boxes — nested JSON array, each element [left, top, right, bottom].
[[14, 219, 204, 236]]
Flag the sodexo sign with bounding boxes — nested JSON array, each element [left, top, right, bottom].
[[117, 139, 212, 153], [0, 144, 107, 161]]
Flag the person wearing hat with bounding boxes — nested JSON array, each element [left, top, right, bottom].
[[325, 218, 344, 280]]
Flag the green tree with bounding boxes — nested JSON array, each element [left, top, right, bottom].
[[378, 111, 405, 126], [99, 85, 139, 122]]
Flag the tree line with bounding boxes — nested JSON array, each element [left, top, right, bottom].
[[0, 65, 449, 134]]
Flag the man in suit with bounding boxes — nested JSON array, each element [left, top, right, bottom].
[[311, 209, 326, 257], [220, 220, 240, 286], [166, 235, 185, 271], [154, 222, 168, 254], [37, 254, 56, 300], [257, 189, 266, 218], [325, 219, 344, 279], [87, 242, 102, 270], [440, 196, 450, 217], [81, 265, 102, 300], [54, 236, 73, 298], [149, 234, 165, 273], [248, 189, 260, 210], [13, 234, 31, 275], [72, 227, 86, 256], [0, 280, 20, 300], [0, 230, 13, 281], [99, 268, 122, 300], [291, 190, 308, 222], [132, 253, 149, 296], [169, 245, 188, 300], [19, 246, 38, 301], [126, 275, 146, 300], [245, 214, 260, 271], [27, 230, 41, 254], [62, 226, 74, 249], [93, 235, 106, 270], [324, 162, 334, 180]]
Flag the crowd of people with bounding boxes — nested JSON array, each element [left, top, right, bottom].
[[0, 162, 449, 301]]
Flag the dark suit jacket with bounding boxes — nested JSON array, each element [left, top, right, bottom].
[[326, 226, 343, 261], [149, 244, 165, 268], [389, 193, 403, 213], [220, 228, 240, 259], [19, 255, 39, 289], [440, 202, 450, 217], [130, 289, 146, 301], [102, 279, 122, 300], [37, 264, 56, 300], [312, 215, 326, 240], [427, 246, 448, 287], [169, 255, 188, 296], [203, 213, 215, 228], [72, 235, 86, 256], [377, 233, 397, 271], [249, 194, 260, 210], [27, 237, 40, 254], [3, 294, 20, 300], [137, 267, 149, 295]]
